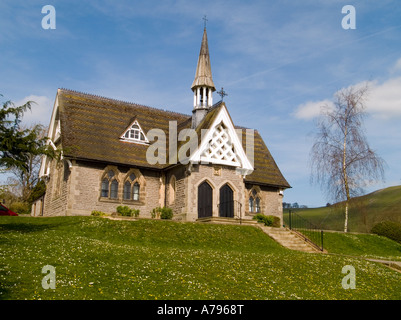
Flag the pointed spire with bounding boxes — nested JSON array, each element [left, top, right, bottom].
[[191, 27, 216, 91]]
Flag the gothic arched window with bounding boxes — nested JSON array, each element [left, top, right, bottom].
[[101, 169, 119, 199], [255, 197, 260, 213], [133, 182, 140, 201], [123, 181, 131, 200], [249, 188, 261, 213], [249, 198, 254, 212], [123, 172, 140, 201]]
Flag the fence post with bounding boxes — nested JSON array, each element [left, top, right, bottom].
[[321, 230, 324, 251], [289, 210, 292, 230]]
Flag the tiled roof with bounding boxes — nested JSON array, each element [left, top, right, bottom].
[[58, 88, 290, 188]]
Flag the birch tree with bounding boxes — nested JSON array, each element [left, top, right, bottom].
[[310, 85, 385, 232]]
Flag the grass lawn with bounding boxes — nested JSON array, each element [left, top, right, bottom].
[[1, 216, 401, 300], [322, 231, 401, 261]]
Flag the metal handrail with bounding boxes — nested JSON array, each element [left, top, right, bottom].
[[287, 210, 324, 251], [217, 200, 242, 224]]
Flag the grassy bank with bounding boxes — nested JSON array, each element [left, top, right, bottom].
[[1, 216, 401, 300], [284, 185, 401, 233]]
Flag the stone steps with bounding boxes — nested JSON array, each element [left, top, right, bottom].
[[258, 225, 323, 253], [196, 217, 323, 253]]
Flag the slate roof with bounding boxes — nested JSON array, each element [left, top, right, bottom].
[[58, 88, 290, 188]]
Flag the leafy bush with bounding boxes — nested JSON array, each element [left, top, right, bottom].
[[117, 206, 131, 216], [160, 207, 173, 220], [9, 201, 30, 215], [151, 206, 173, 219], [371, 221, 401, 244], [116, 206, 140, 217], [151, 207, 161, 219], [91, 210, 107, 216], [253, 214, 281, 227]]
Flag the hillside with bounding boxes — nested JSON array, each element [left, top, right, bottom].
[[285, 185, 401, 233], [1, 216, 401, 300]]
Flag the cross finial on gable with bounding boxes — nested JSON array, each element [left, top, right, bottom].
[[217, 87, 228, 101]]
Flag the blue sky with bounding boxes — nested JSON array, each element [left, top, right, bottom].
[[1, 0, 401, 207]]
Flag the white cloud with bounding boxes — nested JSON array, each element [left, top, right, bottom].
[[293, 77, 401, 120], [366, 77, 401, 118], [292, 99, 334, 120], [15, 95, 53, 127]]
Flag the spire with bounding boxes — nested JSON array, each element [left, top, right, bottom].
[[191, 23, 216, 129], [191, 27, 216, 91]]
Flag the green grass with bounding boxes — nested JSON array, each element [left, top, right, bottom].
[[322, 231, 401, 261], [1, 216, 401, 300], [284, 185, 401, 233]]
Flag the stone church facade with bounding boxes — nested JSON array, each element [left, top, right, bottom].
[[33, 27, 290, 224]]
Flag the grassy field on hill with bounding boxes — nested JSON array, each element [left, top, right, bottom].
[[284, 185, 401, 233], [1, 216, 401, 300]]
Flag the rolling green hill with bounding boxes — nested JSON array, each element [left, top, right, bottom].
[[285, 185, 401, 233]]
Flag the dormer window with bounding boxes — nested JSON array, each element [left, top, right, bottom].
[[120, 120, 149, 144]]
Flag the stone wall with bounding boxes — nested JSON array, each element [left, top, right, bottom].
[[41, 158, 283, 223], [42, 159, 70, 216], [43, 159, 162, 217], [244, 183, 283, 225], [165, 165, 187, 220]]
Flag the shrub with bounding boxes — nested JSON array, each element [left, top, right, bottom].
[[117, 206, 131, 216], [151, 207, 161, 219], [116, 206, 140, 217], [253, 214, 281, 227], [160, 207, 173, 220], [271, 216, 281, 228], [151, 206, 173, 219], [9, 201, 30, 215], [91, 210, 107, 216], [371, 221, 401, 244]]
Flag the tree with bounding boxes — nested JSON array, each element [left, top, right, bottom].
[[310, 85, 385, 232], [1, 94, 56, 213], [0, 95, 53, 172], [6, 124, 47, 204]]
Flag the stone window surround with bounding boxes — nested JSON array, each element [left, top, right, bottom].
[[247, 185, 262, 215], [99, 166, 146, 204]]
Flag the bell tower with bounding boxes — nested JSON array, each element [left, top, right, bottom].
[[191, 23, 216, 128]]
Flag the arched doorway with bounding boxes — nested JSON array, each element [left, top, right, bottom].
[[219, 184, 234, 218], [198, 181, 213, 218]]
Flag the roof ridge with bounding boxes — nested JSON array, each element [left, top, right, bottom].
[[58, 88, 191, 119]]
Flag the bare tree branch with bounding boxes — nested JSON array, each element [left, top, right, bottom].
[[309, 84, 385, 232]]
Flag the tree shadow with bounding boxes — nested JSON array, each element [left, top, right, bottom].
[[0, 222, 57, 234]]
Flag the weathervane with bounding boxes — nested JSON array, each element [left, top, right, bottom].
[[217, 87, 228, 101], [203, 15, 208, 29]]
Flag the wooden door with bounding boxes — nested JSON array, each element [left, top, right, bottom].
[[219, 184, 234, 218], [198, 181, 213, 218]]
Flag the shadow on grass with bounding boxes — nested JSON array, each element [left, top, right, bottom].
[[0, 222, 57, 234]]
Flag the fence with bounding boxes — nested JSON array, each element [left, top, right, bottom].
[[285, 210, 324, 251]]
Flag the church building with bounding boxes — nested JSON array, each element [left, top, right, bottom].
[[33, 27, 290, 223]]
